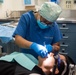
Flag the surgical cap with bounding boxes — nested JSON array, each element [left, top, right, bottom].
[[38, 2, 62, 22]]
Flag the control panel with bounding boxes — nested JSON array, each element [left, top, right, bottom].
[[66, 0, 72, 8], [59, 0, 76, 10]]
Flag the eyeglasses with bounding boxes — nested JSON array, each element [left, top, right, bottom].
[[40, 16, 52, 25]]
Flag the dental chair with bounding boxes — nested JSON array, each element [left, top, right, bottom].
[[65, 55, 75, 75]]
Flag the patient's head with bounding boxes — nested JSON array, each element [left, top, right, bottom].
[[37, 53, 67, 75], [38, 53, 55, 75]]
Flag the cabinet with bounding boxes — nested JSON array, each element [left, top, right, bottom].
[[58, 22, 76, 64]]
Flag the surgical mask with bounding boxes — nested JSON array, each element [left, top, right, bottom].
[[37, 20, 49, 29]]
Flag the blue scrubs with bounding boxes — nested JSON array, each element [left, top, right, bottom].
[[13, 11, 62, 59]]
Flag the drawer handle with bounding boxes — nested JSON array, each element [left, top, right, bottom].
[[61, 48, 65, 52], [62, 24, 67, 25], [59, 52, 68, 55], [60, 27, 69, 30], [60, 44, 68, 47], [63, 36, 69, 39]]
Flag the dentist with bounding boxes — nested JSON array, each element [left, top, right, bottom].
[[13, 2, 62, 59]]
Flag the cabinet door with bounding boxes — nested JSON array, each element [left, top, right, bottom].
[[62, 32, 76, 42], [58, 23, 76, 32], [58, 23, 76, 64], [60, 40, 76, 51]]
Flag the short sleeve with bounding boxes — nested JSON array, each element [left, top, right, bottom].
[[52, 22, 63, 44], [13, 13, 30, 38]]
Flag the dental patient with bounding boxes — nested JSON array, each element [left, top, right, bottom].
[[0, 52, 67, 75], [0, 52, 55, 75]]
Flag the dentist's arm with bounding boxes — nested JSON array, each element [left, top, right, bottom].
[[52, 42, 60, 52], [46, 42, 60, 54], [14, 35, 48, 58], [15, 35, 32, 49]]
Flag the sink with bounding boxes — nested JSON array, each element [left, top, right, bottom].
[[0, 19, 15, 22], [0, 19, 18, 27], [0, 19, 15, 24]]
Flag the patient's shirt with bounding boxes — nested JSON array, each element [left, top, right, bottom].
[[0, 52, 38, 70], [0, 60, 45, 75]]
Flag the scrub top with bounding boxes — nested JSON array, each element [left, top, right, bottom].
[[13, 11, 62, 59]]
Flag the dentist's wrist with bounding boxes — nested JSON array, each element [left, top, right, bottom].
[[46, 44, 53, 53]]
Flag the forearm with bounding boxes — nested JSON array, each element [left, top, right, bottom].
[[52, 43, 60, 52], [14, 35, 32, 49]]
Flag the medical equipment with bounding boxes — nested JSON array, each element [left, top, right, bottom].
[[69, 64, 76, 75], [52, 54, 76, 75]]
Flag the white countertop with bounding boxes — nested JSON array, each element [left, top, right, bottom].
[[57, 18, 76, 23]]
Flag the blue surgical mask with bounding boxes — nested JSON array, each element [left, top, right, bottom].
[[37, 20, 49, 29]]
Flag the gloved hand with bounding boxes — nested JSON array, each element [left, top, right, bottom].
[[30, 42, 48, 58], [46, 44, 53, 53]]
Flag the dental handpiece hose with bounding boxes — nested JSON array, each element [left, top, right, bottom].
[[52, 54, 59, 75]]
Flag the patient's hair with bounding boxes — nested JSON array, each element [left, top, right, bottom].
[[55, 54, 75, 75], [56, 60, 66, 75], [49, 60, 66, 75]]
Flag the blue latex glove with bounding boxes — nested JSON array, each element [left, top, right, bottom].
[[30, 43, 48, 58], [46, 44, 53, 53]]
